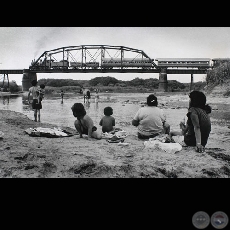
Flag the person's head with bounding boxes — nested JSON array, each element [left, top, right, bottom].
[[71, 103, 86, 118], [147, 94, 158, 106], [104, 106, 113, 116], [40, 84, 45, 89], [31, 80, 38, 86], [189, 91, 207, 110]]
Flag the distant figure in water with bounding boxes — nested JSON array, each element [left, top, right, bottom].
[[81, 87, 91, 103], [99, 106, 115, 133], [60, 90, 64, 103], [95, 91, 99, 104], [169, 90, 212, 153], [71, 103, 101, 140]]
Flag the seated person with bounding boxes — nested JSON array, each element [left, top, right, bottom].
[[71, 103, 101, 140], [169, 90, 212, 153], [99, 106, 115, 133], [132, 94, 170, 139]]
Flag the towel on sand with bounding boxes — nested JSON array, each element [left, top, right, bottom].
[[24, 127, 74, 138]]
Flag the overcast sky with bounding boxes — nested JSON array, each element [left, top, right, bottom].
[[1, 27, 230, 85]]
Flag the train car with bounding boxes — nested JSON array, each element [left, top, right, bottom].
[[51, 60, 69, 69], [70, 61, 99, 69], [156, 58, 211, 70], [101, 58, 153, 69], [85, 62, 100, 69], [69, 62, 82, 69]]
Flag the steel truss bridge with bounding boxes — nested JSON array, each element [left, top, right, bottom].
[[0, 45, 214, 91], [28, 45, 211, 74]]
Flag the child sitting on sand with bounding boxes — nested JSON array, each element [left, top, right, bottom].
[[99, 106, 115, 133], [71, 103, 101, 140]]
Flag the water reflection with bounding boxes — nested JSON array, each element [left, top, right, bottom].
[[84, 102, 90, 110], [22, 94, 29, 105], [95, 102, 99, 111], [2, 96, 9, 105]]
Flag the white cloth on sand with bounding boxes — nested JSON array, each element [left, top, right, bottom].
[[144, 139, 182, 154]]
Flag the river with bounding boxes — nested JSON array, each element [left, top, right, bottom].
[[0, 92, 209, 132]]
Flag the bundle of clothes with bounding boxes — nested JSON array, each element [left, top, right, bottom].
[[24, 127, 74, 138], [101, 128, 128, 143]]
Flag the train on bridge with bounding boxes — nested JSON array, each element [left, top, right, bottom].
[[155, 58, 211, 70], [29, 57, 154, 70], [29, 57, 212, 71]]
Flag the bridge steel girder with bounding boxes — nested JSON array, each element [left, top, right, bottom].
[[29, 68, 208, 74], [0, 70, 23, 74], [30, 45, 156, 70], [166, 69, 207, 74], [30, 69, 161, 74]]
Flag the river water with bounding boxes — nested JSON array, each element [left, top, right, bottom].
[[0, 93, 144, 127], [0, 92, 199, 132]]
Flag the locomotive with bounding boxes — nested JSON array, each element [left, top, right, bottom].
[[30, 59, 69, 70]]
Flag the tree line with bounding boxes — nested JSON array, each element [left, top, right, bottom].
[[37, 76, 206, 92], [1, 75, 209, 93], [0, 80, 21, 92]]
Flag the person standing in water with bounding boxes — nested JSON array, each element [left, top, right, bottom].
[[95, 91, 99, 104], [28, 80, 40, 122], [35, 83, 46, 122], [60, 90, 64, 103]]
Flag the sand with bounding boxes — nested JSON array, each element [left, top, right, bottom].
[[0, 92, 230, 178]]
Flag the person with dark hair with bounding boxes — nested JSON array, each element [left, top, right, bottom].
[[99, 106, 115, 133], [37, 84, 45, 104], [169, 90, 212, 153], [71, 103, 101, 140], [35, 83, 46, 122], [132, 94, 170, 139], [28, 79, 40, 122]]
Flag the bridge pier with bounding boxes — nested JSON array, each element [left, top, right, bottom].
[[190, 74, 194, 91], [158, 68, 168, 92], [22, 69, 37, 91]]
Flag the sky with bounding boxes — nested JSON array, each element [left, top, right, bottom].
[[1, 27, 230, 86]]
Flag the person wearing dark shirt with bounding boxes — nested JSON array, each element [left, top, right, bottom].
[[170, 90, 212, 153]]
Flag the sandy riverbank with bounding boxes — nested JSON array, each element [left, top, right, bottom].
[[1, 94, 230, 178]]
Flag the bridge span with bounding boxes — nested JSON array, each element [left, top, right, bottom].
[[1, 45, 213, 92]]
